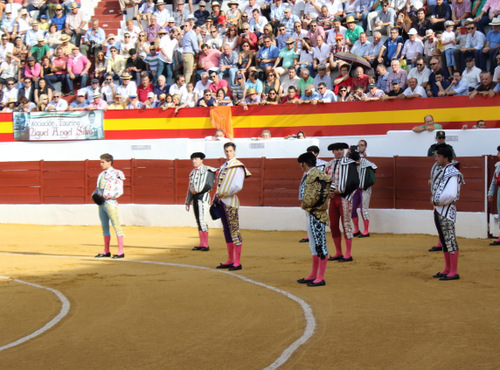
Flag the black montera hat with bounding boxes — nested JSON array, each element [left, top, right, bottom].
[[327, 142, 349, 151], [297, 152, 316, 164], [190, 152, 206, 159], [307, 145, 320, 154]]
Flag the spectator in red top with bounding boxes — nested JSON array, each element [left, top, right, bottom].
[[333, 64, 353, 94], [352, 66, 370, 92], [197, 43, 221, 80], [208, 70, 229, 96], [237, 23, 258, 51], [281, 85, 300, 104], [137, 73, 154, 102], [45, 47, 68, 92]]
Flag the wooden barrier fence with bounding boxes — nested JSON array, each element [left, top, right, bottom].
[[0, 156, 496, 213]]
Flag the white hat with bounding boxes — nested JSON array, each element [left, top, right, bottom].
[[444, 20, 455, 27], [147, 92, 155, 98], [167, 16, 175, 22], [77, 89, 86, 96], [489, 16, 500, 26], [408, 28, 418, 35], [425, 29, 434, 36]]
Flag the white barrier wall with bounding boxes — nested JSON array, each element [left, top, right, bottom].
[[0, 204, 489, 239], [0, 129, 499, 162]]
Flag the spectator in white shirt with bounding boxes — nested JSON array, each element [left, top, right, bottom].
[[317, 82, 337, 102], [2, 78, 18, 104], [402, 77, 427, 98], [408, 56, 431, 88], [46, 91, 69, 111], [401, 28, 424, 67], [116, 72, 137, 101], [462, 56, 481, 90]]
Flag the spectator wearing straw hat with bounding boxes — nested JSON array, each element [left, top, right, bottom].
[[29, 37, 49, 61], [50, 4, 66, 31], [345, 15, 363, 47], [481, 16, 500, 73], [88, 92, 109, 110], [274, 36, 298, 75], [64, 2, 86, 47]]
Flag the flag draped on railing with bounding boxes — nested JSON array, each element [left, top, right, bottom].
[[210, 106, 233, 140]]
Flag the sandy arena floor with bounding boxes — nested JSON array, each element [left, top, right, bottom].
[[0, 224, 499, 369]]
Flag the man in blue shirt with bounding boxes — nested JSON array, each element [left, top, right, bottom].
[[81, 19, 105, 57], [299, 84, 320, 103], [182, 24, 201, 84], [50, 4, 66, 31], [256, 36, 279, 71], [69, 90, 89, 110], [378, 27, 403, 66], [439, 70, 469, 96], [197, 89, 217, 106], [481, 18, 500, 73], [244, 71, 264, 97]]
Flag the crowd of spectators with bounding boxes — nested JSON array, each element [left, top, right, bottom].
[[1, 0, 499, 113]]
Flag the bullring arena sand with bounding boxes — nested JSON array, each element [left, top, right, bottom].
[[1, 224, 499, 369]]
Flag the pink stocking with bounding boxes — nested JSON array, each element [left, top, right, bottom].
[[333, 237, 343, 257], [442, 251, 450, 274], [225, 243, 234, 265], [352, 217, 359, 234], [104, 235, 111, 254], [233, 243, 242, 266], [362, 220, 370, 235], [117, 236, 124, 255], [201, 231, 209, 247], [447, 251, 459, 276], [305, 255, 319, 280], [314, 257, 328, 284], [344, 238, 352, 259], [435, 239, 442, 248]]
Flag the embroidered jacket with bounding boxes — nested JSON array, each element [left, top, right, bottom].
[[185, 164, 217, 205], [97, 167, 125, 206], [431, 163, 464, 222], [215, 158, 252, 208], [357, 158, 377, 190], [300, 168, 332, 223], [325, 157, 360, 202]]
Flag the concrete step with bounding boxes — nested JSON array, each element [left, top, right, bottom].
[[95, 14, 123, 22], [95, 6, 122, 15]]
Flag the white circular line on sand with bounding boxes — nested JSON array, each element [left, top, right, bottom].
[[0, 254, 315, 368], [0, 275, 71, 352]]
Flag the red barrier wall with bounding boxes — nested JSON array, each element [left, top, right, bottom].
[[0, 156, 493, 213]]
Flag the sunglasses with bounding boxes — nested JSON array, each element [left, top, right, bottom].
[[340, 89, 347, 92], [430, 62, 437, 65], [467, 27, 475, 30], [416, 63, 424, 66], [124, 36, 130, 38], [106, 79, 112, 81]]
